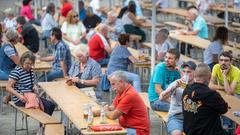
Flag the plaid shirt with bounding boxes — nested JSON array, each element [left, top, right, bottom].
[[68, 58, 102, 80], [52, 40, 72, 72]]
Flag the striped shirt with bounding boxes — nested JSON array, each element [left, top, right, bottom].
[[69, 58, 102, 80], [9, 66, 34, 103]]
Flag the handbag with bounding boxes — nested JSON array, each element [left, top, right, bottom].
[[100, 74, 111, 91], [24, 92, 39, 109]]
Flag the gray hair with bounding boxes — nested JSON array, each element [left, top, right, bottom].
[[74, 45, 89, 57], [6, 29, 18, 41], [95, 23, 108, 33], [109, 71, 128, 82], [158, 28, 169, 40]]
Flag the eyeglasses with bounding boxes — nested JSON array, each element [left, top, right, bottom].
[[73, 15, 78, 18]]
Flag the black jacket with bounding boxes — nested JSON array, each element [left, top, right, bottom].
[[182, 82, 228, 135]]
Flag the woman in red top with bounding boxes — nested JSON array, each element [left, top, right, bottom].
[[20, 0, 40, 25]]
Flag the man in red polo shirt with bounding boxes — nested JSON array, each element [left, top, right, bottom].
[[88, 24, 112, 67], [94, 71, 150, 135], [60, 0, 73, 17]]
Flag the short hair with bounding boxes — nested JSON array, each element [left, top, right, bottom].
[[6, 29, 18, 42], [19, 51, 36, 65], [22, 0, 32, 6], [51, 27, 62, 40], [194, 63, 211, 82], [158, 28, 169, 40], [167, 48, 180, 59], [213, 26, 228, 43], [118, 34, 130, 45], [79, 0, 84, 6], [96, 23, 108, 33], [4, 8, 14, 16], [74, 45, 89, 57], [219, 51, 233, 61], [16, 16, 26, 25], [187, 5, 198, 16], [66, 10, 78, 24], [109, 71, 128, 82], [46, 3, 55, 14]]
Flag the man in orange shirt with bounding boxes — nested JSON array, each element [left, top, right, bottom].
[[94, 71, 150, 135]]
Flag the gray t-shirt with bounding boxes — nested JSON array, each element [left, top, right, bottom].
[[203, 40, 223, 64], [156, 40, 174, 55], [168, 81, 184, 117]]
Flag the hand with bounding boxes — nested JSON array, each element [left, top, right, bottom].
[[71, 77, 80, 83], [159, 91, 167, 100], [222, 69, 229, 78], [104, 105, 110, 111], [92, 109, 100, 117], [19, 95, 28, 103], [72, 40, 79, 45], [66, 78, 74, 85]]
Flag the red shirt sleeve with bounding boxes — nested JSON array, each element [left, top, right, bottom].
[[116, 94, 133, 114]]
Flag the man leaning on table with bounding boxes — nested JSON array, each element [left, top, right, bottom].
[[93, 71, 150, 135]]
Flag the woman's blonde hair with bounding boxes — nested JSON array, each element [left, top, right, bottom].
[[66, 10, 78, 24]]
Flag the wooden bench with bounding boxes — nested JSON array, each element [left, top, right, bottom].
[[164, 21, 188, 29], [139, 92, 168, 134], [45, 124, 64, 135], [9, 101, 60, 135], [0, 81, 8, 112]]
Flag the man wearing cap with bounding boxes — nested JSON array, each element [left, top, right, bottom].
[[182, 63, 228, 135], [159, 61, 196, 135]]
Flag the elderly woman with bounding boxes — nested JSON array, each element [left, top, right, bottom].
[[107, 34, 141, 92], [6, 51, 55, 115], [68, 45, 102, 99], [61, 10, 86, 45], [0, 29, 19, 80]]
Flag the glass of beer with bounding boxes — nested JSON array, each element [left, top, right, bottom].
[[83, 104, 89, 120]]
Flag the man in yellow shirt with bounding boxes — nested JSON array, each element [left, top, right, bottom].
[[209, 51, 240, 98]]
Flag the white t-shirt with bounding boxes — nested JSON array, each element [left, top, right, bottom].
[[61, 21, 86, 41], [90, 0, 101, 16], [3, 17, 17, 30]]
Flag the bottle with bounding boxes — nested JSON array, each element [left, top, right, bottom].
[[180, 73, 189, 89], [100, 108, 106, 124], [87, 105, 93, 126]]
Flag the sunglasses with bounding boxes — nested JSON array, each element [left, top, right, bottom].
[[73, 15, 79, 18]]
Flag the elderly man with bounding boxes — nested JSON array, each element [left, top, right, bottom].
[[209, 51, 240, 97], [182, 63, 228, 135], [148, 49, 181, 112], [88, 23, 112, 67], [104, 11, 124, 41], [67, 45, 102, 99], [155, 28, 174, 62], [2, 8, 16, 32], [160, 61, 196, 135], [94, 71, 150, 135], [184, 6, 208, 39]]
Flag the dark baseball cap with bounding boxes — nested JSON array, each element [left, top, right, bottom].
[[181, 61, 197, 70]]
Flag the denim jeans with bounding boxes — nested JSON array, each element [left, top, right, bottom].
[[97, 58, 109, 67], [124, 71, 141, 92], [0, 70, 8, 80], [46, 70, 64, 81], [150, 99, 170, 112], [126, 128, 137, 135]]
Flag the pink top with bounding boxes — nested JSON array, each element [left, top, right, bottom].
[[20, 4, 35, 20]]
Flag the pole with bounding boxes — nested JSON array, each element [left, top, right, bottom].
[[225, 0, 228, 27], [151, 0, 157, 75]]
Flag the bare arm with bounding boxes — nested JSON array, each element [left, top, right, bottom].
[[71, 77, 100, 86], [6, 78, 27, 102], [155, 84, 164, 95], [105, 109, 123, 120], [128, 13, 143, 26], [209, 76, 224, 90], [128, 56, 138, 63], [104, 46, 112, 54], [62, 33, 74, 43], [40, 55, 54, 62], [10, 55, 20, 65]]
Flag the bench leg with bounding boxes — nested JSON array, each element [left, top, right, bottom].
[[0, 87, 3, 113], [25, 115, 29, 135], [14, 108, 17, 135]]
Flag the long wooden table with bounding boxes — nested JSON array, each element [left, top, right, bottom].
[[219, 91, 240, 125], [39, 82, 126, 135], [211, 7, 240, 14], [169, 32, 240, 59], [158, 8, 225, 25]]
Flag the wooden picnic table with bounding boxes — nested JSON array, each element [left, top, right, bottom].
[[211, 7, 240, 14], [219, 91, 240, 125], [169, 32, 240, 59], [158, 8, 225, 25], [39, 81, 126, 135]]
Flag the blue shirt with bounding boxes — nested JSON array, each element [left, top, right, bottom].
[[107, 45, 132, 75], [204, 40, 223, 64], [148, 62, 180, 102], [193, 15, 208, 39], [79, 8, 86, 21], [52, 40, 72, 72], [0, 43, 18, 74]]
